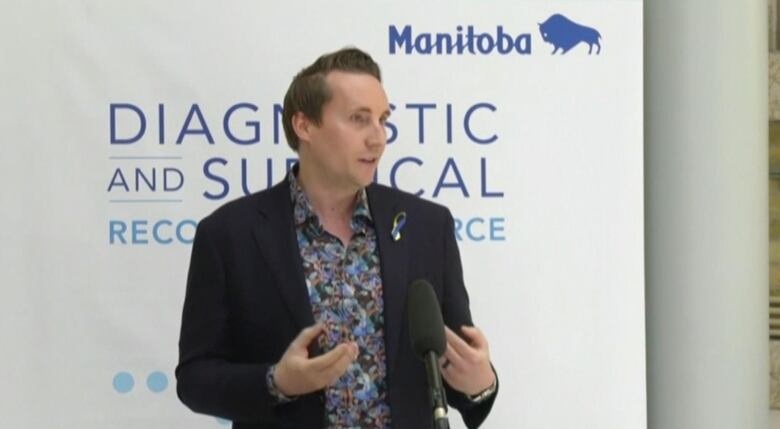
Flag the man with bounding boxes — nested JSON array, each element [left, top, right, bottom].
[[176, 47, 497, 429]]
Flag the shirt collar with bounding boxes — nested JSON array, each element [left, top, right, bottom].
[[287, 165, 373, 232]]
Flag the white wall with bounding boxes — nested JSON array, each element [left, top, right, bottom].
[[0, 1, 645, 428]]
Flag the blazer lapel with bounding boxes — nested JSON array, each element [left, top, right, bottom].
[[367, 184, 409, 381], [251, 180, 315, 331]]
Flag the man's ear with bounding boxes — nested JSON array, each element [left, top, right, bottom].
[[292, 111, 313, 146]]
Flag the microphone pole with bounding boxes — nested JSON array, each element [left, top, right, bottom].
[[407, 279, 451, 429], [424, 351, 450, 429]]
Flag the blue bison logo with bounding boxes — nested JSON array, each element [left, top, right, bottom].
[[539, 14, 601, 55]]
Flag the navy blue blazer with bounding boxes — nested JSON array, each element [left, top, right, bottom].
[[176, 178, 497, 428]]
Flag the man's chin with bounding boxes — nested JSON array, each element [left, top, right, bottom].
[[354, 172, 377, 188], [353, 164, 379, 186]]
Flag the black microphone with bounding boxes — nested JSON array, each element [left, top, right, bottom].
[[407, 279, 450, 429]]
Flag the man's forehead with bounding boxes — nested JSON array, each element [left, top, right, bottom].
[[324, 71, 388, 108]]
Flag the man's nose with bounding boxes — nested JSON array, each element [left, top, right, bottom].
[[366, 120, 387, 147]]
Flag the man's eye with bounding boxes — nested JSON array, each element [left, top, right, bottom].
[[351, 114, 368, 124]]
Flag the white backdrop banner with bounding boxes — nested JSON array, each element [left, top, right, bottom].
[[0, 1, 645, 428]]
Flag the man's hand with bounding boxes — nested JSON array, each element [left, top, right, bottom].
[[273, 323, 358, 396], [439, 325, 496, 396]]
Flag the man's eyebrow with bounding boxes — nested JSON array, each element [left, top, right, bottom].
[[354, 106, 392, 118]]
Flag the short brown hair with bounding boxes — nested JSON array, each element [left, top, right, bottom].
[[282, 47, 382, 151]]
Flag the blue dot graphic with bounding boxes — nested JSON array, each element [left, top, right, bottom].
[[146, 371, 169, 393], [216, 417, 231, 426], [113, 372, 134, 393]]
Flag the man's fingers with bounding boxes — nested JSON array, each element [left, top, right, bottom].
[[308, 342, 357, 371], [445, 326, 475, 357], [460, 325, 487, 349], [322, 346, 357, 384], [443, 342, 466, 370], [290, 323, 325, 350], [439, 354, 455, 373], [308, 343, 350, 370]]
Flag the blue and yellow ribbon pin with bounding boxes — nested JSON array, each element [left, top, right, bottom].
[[391, 211, 407, 242]]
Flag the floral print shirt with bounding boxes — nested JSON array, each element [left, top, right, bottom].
[[288, 170, 391, 428]]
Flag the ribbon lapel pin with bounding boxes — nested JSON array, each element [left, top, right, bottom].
[[391, 211, 407, 242]]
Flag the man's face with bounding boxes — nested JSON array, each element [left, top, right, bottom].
[[300, 70, 390, 192]]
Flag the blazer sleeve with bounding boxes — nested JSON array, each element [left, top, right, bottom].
[[439, 209, 499, 429], [175, 215, 278, 423]]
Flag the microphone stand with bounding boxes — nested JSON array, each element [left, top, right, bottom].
[[424, 351, 450, 429]]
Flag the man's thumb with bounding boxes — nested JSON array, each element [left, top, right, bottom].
[[291, 323, 324, 350]]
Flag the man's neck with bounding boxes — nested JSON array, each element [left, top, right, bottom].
[[296, 164, 358, 225]]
